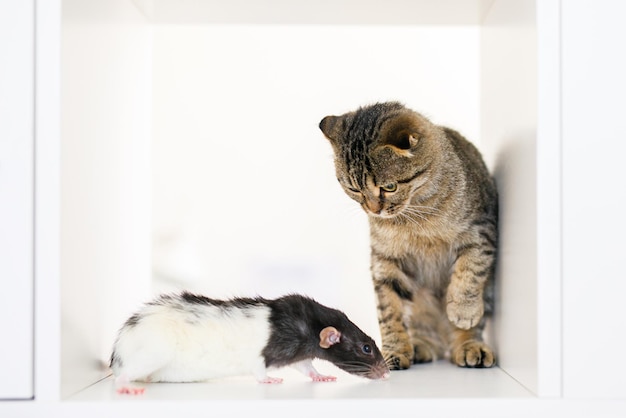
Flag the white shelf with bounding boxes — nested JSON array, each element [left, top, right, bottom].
[[1, 0, 622, 415], [130, 0, 496, 24], [68, 362, 531, 401]]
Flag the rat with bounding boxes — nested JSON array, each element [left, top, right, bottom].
[[110, 291, 390, 394]]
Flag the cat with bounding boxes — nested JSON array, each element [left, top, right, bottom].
[[319, 101, 497, 369]]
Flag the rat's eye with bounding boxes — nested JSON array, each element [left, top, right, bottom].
[[380, 183, 397, 193], [362, 344, 372, 355]]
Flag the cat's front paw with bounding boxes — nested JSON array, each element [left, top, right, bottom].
[[446, 298, 484, 330], [382, 339, 414, 370], [412, 340, 436, 364], [451, 340, 495, 368], [383, 350, 413, 370]]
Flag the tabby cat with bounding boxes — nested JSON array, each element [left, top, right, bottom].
[[319, 102, 497, 369]]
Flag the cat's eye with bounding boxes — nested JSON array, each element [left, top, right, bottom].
[[338, 178, 360, 194], [380, 183, 398, 193], [344, 183, 361, 194], [362, 344, 372, 355]]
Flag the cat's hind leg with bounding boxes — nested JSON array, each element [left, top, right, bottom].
[[406, 289, 448, 364]]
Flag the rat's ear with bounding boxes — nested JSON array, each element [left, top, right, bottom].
[[319, 326, 342, 349]]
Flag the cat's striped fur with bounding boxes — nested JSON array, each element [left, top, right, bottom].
[[319, 102, 497, 369]]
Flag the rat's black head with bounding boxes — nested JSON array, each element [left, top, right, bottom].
[[264, 294, 390, 380], [317, 323, 390, 380]]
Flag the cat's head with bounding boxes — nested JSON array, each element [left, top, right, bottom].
[[319, 102, 443, 219]]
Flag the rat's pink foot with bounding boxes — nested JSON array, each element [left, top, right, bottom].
[[309, 372, 337, 382], [258, 376, 284, 384], [116, 386, 145, 395]]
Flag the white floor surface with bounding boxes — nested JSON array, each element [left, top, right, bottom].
[[68, 360, 533, 401]]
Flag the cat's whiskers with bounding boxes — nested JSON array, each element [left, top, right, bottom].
[[401, 207, 440, 229], [404, 204, 443, 216], [402, 204, 451, 227], [396, 212, 430, 235]]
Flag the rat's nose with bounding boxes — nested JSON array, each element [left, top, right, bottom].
[[371, 365, 391, 380]]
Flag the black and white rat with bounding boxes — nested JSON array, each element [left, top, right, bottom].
[[110, 292, 390, 393]]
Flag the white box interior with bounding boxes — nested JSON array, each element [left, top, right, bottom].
[[60, 0, 542, 400]]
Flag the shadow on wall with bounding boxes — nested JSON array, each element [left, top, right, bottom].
[[489, 129, 538, 368]]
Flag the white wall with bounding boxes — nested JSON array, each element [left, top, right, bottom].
[[139, 0, 495, 25], [34, 0, 62, 401], [561, 0, 626, 400], [481, 0, 538, 395], [61, 0, 152, 398], [535, 0, 563, 398], [0, 0, 34, 400], [150, 24, 481, 336]]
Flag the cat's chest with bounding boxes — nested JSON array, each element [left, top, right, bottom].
[[370, 220, 457, 288], [370, 218, 459, 256]]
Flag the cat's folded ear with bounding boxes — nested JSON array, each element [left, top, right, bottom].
[[319, 115, 341, 142], [383, 129, 419, 156]]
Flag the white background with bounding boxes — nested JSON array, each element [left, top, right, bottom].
[[2, 0, 626, 413]]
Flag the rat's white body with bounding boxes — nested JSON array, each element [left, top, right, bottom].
[[111, 292, 385, 394], [112, 302, 274, 383]]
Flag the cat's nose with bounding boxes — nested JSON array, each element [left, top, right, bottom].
[[365, 199, 383, 214]]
